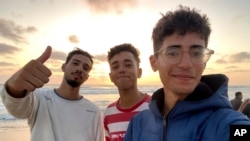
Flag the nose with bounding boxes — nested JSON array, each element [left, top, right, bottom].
[[118, 66, 126, 73], [177, 52, 193, 68], [76, 66, 83, 72]]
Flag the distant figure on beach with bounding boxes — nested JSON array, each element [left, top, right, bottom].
[[124, 5, 250, 141], [104, 43, 151, 141], [239, 98, 250, 118], [1, 46, 104, 141], [230, 91, 243, 110]]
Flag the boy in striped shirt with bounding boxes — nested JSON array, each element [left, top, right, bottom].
[[104, 43, 151, 141]]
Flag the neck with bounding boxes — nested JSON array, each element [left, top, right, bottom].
[[56, 82, 82, 100], [163, 89, 188, 116], [118, 87, 145, 109]]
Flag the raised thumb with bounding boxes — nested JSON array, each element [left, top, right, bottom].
[[36, 46, 52, 64]]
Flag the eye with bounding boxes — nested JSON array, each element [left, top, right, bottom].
[[111, 65, 119, 70], [83, 66, 89, 71], [165, 48, 180, 58], [73, 62, 79, 66], [83, 64, 91, 71], [190, 48, 204, 58], [125, 63, 132, 68]]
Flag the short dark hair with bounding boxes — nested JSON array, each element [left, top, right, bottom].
[[152, 5, 211, 53], [107, 43, 140, 65], [235, 92, 242, 97], [65, 47, 94, 65]]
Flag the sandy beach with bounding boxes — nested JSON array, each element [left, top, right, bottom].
[[0, 130, 30, 141]]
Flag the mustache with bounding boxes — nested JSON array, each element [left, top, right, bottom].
[[72, 70, 83, 78]]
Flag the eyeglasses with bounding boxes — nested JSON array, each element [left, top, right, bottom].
[[154, 46, 214, 64]]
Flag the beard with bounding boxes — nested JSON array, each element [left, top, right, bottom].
[[64, 76, 82, 88], [66, 78, 81, 87], [64, 71, 84, 88]]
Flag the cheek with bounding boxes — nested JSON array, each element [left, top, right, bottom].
[[157, 59, 171, 72], [109, 72, 116, 82], [157, 64, 171, 81], [195, 65, 206, 75]]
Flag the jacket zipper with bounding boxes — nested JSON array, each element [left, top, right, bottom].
[[163, 115, 167, 141]]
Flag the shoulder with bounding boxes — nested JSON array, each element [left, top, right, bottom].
[[103, 101, 119, 116], [205, 108, 250, 129], [82, 98, 101, 110], [131, 109, 152, 121], [214, 109, 248, 120], [34, 88, 54, 96], [144, 93, 152, 102], [202, 108, 250, 140], [106, 100, 118, 108]]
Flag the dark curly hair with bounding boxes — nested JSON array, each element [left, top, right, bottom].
[[66, 47, 94, 66], [107, 43, 140, 66], [152, 5, 211, 53]]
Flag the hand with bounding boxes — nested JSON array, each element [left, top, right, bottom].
[[6, 46, 52, 97]]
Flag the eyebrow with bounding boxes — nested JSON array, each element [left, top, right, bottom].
[[167, 44, 204, 48], [72, 59, 81, 63], [167, 45, 181, 48], [110, 59, 133, 66], [72, 59, 91, 68], [190, 45, 204, 48]]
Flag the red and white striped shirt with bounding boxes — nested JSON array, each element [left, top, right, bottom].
[[104, 94, 151, 141]]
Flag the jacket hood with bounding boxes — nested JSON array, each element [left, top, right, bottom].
[[149, 74, 232, 119]]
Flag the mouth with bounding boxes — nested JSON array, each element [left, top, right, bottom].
[[72, 73, 82, 79], [117, 76, 129, 79], [172, 74, 194, 80]]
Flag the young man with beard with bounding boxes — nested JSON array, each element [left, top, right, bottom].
[[1, 46, 104, 141], [104, 43, 151, 141], [124, 5, 250, 141]]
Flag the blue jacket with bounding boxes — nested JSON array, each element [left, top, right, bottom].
[[124, 74, 250, 141]]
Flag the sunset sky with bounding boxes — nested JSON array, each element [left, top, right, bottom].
[[0, 0, 250, 86]]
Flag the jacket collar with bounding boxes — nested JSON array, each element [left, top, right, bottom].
[[150, 74, 229, 117]]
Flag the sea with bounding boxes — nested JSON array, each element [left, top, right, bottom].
[[0, 84, 250, 132]]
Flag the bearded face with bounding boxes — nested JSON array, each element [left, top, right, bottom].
[[62, 54, 92, 88]]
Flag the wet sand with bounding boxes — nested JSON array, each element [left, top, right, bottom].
[[0, 129, 30, 141]]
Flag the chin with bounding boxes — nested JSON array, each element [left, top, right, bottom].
[[168, 81, 196, 94], [116, 83, 132, 90]]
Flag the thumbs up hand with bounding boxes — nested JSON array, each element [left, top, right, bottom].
[[5, 46, 53, 98]]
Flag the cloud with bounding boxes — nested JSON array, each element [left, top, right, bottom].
[[225, 66, 238, 69], [232, 13, 249, 25], [11, 12, 22, 19], [0, 61, 16, 67], [68, 35, 79, 44], [0, 43, 21, 55], [51, 50, 67, 61], [215, 52, 250, 64], [223, 65, 250, 74], [94, 54, 107, 62], [29, 0, 54, 4], [224, 69, 250, 73], [50, 68, 62, 73], [0, 18, 37, 43], [229, 52, 250, 62], [86, 0, 138, 14], [215, 59, 228, 64]]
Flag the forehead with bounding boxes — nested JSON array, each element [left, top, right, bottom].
[[70, 54, 92, 66], [109, 51, 136, 64], [161, 32, 205, 49]]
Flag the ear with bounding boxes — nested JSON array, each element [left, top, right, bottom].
[[109, 73, 114, 83], [137, 68, 142, 78], [84, 74, 89, 81], [149, 55, 158, 72], [61, 63, 66, 72], [203, 63, 206, 70]]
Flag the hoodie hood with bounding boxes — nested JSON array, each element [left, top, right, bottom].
[[149, 74, 232, 119]]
